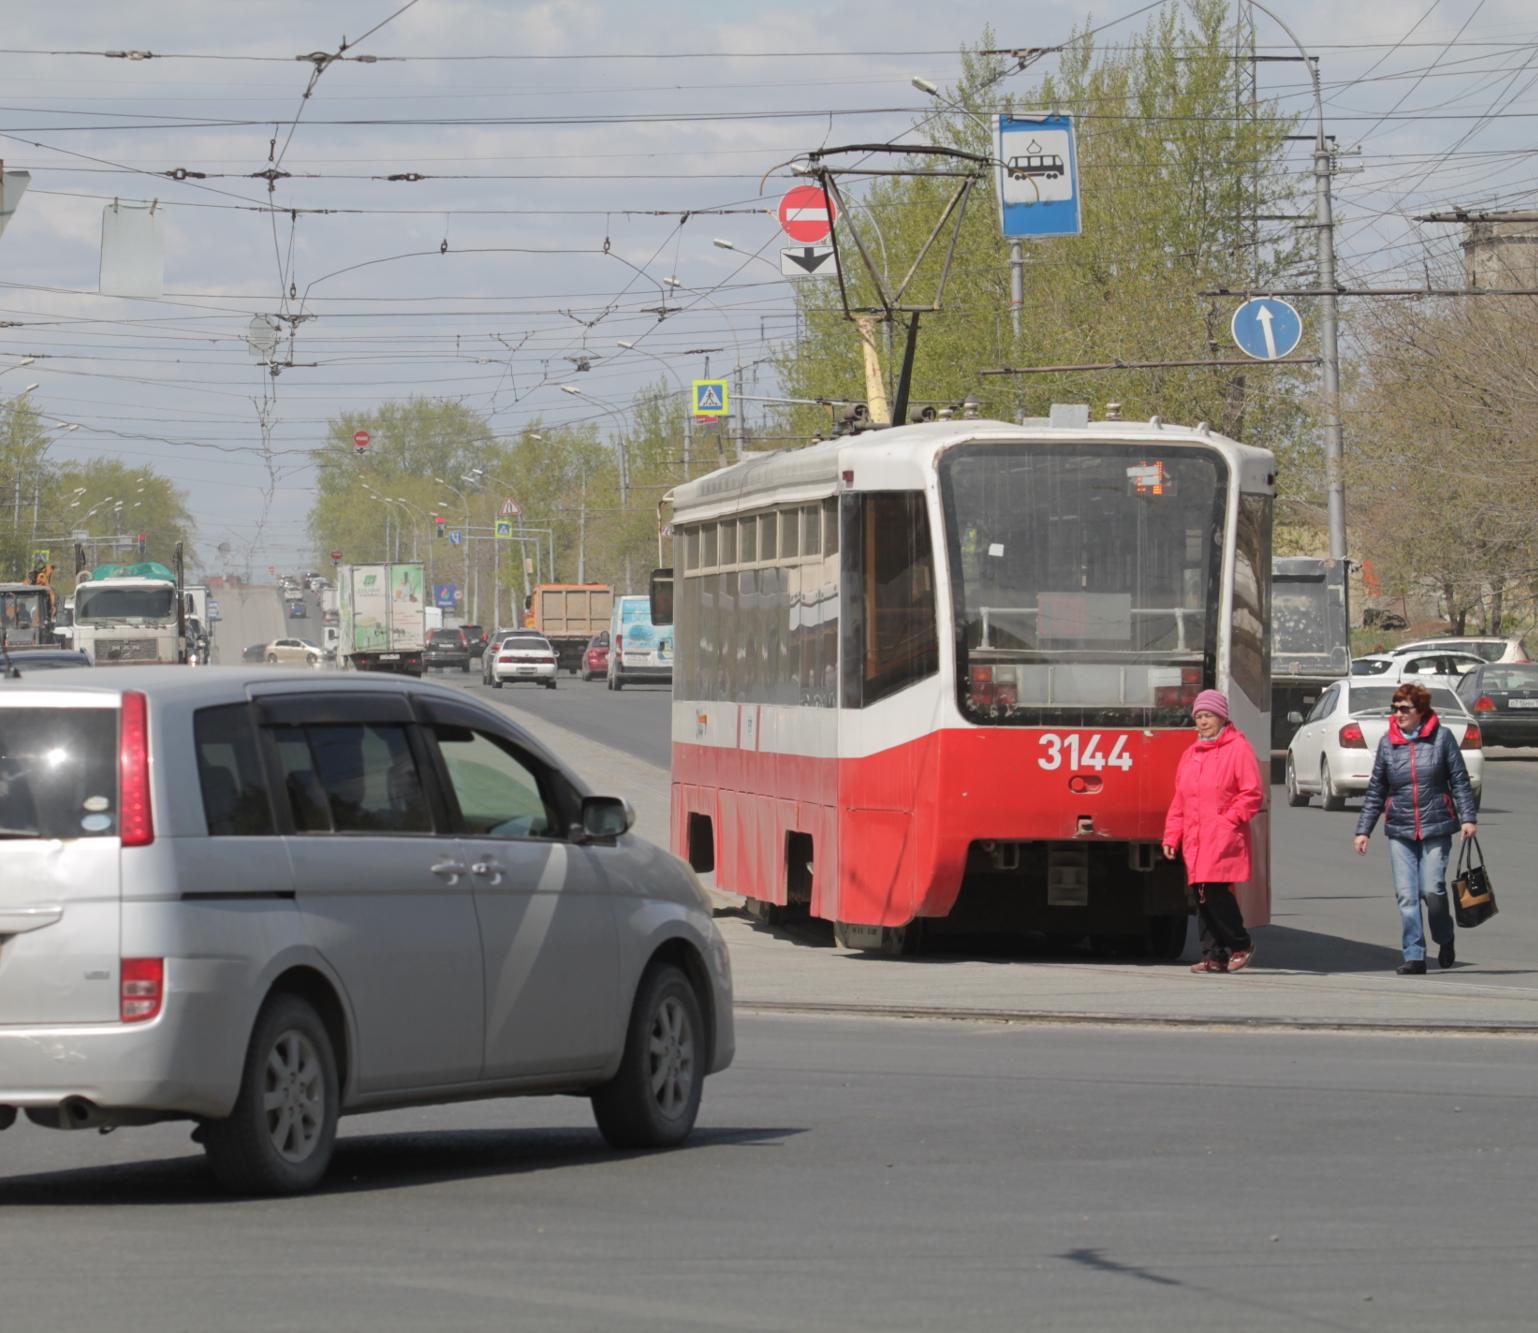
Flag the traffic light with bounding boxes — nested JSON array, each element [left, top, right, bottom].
[[136, 532, 147, 556], [434, 514, 446, 539]]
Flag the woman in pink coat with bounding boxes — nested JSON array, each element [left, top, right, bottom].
[[1162, 689, 1264, 974]]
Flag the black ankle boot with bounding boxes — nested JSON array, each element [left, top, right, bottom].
[[1439, 941, 1456, 969], [1397, 959, 1427, 975]]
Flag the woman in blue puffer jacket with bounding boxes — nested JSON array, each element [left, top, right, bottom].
[[1353, 682, 1479, 975]]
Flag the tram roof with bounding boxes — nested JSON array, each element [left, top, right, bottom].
[[668, 416, 1270, 519]]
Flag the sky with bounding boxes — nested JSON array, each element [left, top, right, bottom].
[[1, 0, 1535, 572]]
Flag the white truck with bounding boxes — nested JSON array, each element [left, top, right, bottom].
[[336, 561, 425, 676], [71, 549, 188, 665]]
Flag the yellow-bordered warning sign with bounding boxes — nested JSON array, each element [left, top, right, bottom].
[[691, 379, 728, 417]]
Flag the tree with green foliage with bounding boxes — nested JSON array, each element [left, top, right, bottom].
[[776, 2, 1314, 487]]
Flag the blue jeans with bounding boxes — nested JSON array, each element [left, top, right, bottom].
[[1387, 835, 1454, 962]]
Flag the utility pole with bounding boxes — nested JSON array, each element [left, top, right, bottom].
[[577, 475, 587, 583], [1246, 0, 1346, 561], [855, 316, 891, 423], [1009, 242, 1023, 338]]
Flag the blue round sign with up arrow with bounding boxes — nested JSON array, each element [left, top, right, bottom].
[[1231, 297, 1302, 361]]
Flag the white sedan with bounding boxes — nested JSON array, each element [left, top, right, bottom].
[[264, 637, 324, 667], [1285, 680, 1484, 810], [487, 631, 558, 688]]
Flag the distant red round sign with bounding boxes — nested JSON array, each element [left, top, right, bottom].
[[329, 548, 343, 562], [353, 430, 370, 450], [778, 186, 837, 243]]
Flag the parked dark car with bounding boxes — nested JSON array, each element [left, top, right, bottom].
[[424, 627, 471, 672], [581, 630, 610, 681], [461, 624, 489, 658], [1456, 662, 1538, 747]]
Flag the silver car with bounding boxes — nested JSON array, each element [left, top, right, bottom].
[[1284, 680, 1485, 810], [0, 668, 734, 1194]]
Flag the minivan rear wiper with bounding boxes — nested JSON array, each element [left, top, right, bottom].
[[0, 826, 43, 838]]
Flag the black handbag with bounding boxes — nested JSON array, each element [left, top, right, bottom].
[[1451, 836, 1498, 929]]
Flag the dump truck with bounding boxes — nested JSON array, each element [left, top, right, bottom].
[[336, 561, 425, 675], [70, 544, 188, 665], [524, 583, 613, 674]]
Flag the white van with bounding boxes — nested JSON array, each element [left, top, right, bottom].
[[606, 594, 673, 690]]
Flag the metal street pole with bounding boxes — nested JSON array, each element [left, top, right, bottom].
[[435, 477, 471, 620], [1244, 0, 1346, 560]]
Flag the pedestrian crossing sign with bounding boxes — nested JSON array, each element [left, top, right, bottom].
[[691, 379, 728, 417], [494, 518, 514, 540]]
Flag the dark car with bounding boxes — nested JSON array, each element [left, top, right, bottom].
[[286, 599, 307, 619], [581, 629, 610, 681], [424, 627, 471, 672], [1456, 662, 1538, 747], [1, 649, 91, 675], [242, 642, 267, 663], [461, 624, 489, 658]]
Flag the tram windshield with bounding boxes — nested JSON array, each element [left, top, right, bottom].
[[939, 442, 1228, 727]]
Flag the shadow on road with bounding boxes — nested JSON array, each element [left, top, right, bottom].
[[0, 1124, 801, 1207]]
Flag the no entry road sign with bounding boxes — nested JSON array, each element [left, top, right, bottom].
[[352, 430, 370, 454], [778, 186, 837, 243]]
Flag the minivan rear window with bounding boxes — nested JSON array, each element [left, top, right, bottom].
[[0, 706, 119, 839]]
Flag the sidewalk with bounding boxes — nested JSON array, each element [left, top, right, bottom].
[[496, 699, 1538, 1037]]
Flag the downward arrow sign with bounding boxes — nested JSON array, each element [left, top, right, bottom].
[[788, 247, 831, 273], [1256, 304, 1278, 359]]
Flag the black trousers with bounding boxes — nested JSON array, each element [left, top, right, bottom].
[[1192, 883, 1251, 963]]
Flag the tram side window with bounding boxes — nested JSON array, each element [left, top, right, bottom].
[[1231, 493, 1272, 709], [841, 492, 938, 707]]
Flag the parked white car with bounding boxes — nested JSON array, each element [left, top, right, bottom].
[[1387, 636, 1532, 665], [1349, 650, 1486, 687], [487, 631, 559, 689], [1285, 680, 1484, 809], [0, 668, 733, 1194]]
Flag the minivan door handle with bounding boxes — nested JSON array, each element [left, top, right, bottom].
[[471, 860, 503, 880], [430, 860, 468, 882]]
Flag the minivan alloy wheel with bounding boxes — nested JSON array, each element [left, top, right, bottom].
[[648, 993, 696, 1119], [264, 1029, 326, 1163]]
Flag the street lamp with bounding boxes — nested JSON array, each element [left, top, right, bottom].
[[560, 384, 637, 589]]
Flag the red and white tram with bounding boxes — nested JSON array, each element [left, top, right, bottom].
[[662, 415, 1274, 954]]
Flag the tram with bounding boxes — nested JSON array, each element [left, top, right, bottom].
[[661, 414, 1274, 954]]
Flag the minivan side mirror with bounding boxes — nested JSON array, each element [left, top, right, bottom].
[[576, 795, 635, 842], [1287, 710, 1304, 725]]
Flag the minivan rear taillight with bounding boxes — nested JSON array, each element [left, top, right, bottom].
[[119, 689, 154, 846], [121, 957, 163, 1022]]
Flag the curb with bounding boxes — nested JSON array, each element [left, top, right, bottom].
[[735, 998, 1538, 1038]]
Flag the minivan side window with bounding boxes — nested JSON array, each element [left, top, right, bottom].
[[430, 725, 559, 839], [270, 722, 432, 834], [194, 704, 275, 836]]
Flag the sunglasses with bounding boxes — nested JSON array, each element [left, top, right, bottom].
[[1390, 704, 1417, 714]]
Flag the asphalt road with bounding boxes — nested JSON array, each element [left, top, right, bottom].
[[5, 1015, 1537, 1332], [450, 664, 673, 768]]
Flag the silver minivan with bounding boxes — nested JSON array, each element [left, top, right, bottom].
[[0, 667, 733, 1194]]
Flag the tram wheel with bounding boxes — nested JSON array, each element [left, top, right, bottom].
[[743, 897, 789, 927], [1146, 912, 1189, 960]]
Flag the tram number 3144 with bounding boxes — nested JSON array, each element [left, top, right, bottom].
[[1037, 733, 1134, 771]]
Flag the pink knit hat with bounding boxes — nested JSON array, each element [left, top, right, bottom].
[[1191, 689, 1229, 721]]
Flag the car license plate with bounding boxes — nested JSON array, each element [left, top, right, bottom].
[[1510, 698, 1538, 709], [380, 653, 400, 660], [518, 666, 535, 673]]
